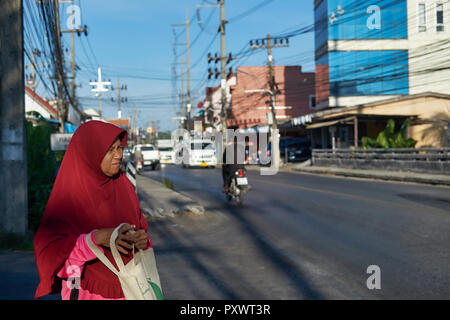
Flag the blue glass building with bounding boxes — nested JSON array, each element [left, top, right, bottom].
[[314, 0, 410, 107]]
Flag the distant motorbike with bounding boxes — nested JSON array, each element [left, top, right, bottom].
[[226, 168, 251, 205], [136, 161, 143, 174]]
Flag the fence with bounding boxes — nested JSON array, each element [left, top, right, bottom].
[[312, 148, 450, 174]]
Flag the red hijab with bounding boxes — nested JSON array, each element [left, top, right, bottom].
[[34, 120, 147, 299]]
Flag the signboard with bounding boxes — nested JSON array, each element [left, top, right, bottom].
[[327, 0, 407, 40], [51, 133, 73, 151]]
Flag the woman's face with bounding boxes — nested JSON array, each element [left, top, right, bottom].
[[101, 138, 123, 177]]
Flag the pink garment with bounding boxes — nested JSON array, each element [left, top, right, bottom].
[[57, 231, 151, 300]]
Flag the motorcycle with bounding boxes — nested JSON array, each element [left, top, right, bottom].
[[136, 161, 143, 174], [226, 168, 251, 205]]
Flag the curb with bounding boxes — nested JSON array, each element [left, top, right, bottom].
[[136, 175, 205, 219], [292, 166, 450, 186]]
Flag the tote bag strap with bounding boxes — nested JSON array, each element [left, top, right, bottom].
[[86, 232, 119, 276], [109, 223, 130, 272]]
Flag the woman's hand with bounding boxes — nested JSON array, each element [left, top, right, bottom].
[[132, 229, 149, 250], [94, 224, 137, 254]]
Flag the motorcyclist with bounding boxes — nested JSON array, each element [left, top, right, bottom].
[[222, 140, 245, 193], [133, 147, 144, 171]]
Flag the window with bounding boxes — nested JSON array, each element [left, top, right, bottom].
[[419, 3, 427, 32], [328, 51, 409, 96], [309, 95, 316, 109], [437, 3, 444, 31], [448, 121, 450, 143], [191, 143, 213, 150]]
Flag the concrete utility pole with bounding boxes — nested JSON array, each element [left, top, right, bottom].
[[133, 104, 137, 145], [117, 77, 121, 128], [51, 0, 86, 128], [112, 77, 127, 128], [54, 0, 67, 133], [171, 60, 187, 129], [180, 60, 185, 128], [25, 49, 49, 91], [172, 11, 191, 131], [202, 0, 234, 161], [186, 13, 191, 131], [249, 34, 289, 170], [61, 21, 87, 116], [0, 0, 28, 235], [219, 0, 227, 155]]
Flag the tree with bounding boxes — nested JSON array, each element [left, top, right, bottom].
[[26, 120, 60, 232]]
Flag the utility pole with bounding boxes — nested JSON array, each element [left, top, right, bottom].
[[170, 60, 187, 129], [201, 0, 234, 160], [61, 21, 87, 116], [111, 77, 127, 129], [172, 11, 191, 131], [180, 60, 185, 128], [53, 0, 67, 133], [249, 34, 289, 170], [117, 77, 121, 126], [133, 104, 137, 145], [0, 0, 28, 235], [219, 0, 227, 155], [186, 12, 191, 131], [25, 49, 49, 91]]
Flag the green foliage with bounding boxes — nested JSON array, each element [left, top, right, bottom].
[[158, 131, 172, 139], [0, 232, 34, 251], [362, 119, 417, 149], [162, 177, 174, 190], [26, 120, 61, 232]]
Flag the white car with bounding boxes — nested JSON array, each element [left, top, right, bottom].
[[132, 144, 160, 170], [181, 139, 217, 168], [159, 146, 175, 164]]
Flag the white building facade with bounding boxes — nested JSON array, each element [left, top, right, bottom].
[[25, 86, 57, 119], [203, 75, 236, 131]]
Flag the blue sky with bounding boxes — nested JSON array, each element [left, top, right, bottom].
[[52, 0, 316, 132]]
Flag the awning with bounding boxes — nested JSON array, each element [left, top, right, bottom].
[[305, 114, 415, 130], [306, 118, 352, 129]]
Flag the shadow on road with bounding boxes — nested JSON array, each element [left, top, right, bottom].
[[149, 189, 325, 299]]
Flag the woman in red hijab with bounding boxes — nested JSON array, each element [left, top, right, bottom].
[[34, 120, 151, 300]]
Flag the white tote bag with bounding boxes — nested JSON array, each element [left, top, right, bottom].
[[86, 223, 163, 300]]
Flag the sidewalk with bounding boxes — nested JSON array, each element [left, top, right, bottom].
[[289, 162, 450, 186], [136, 175, 205, 219]]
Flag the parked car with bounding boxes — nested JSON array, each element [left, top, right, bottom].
[[120, 147, 132, 172], [284, 138, 312, 162], [266, 137, 311, 164], [132, 144, 160, 171], [123, 147, 131, 164]]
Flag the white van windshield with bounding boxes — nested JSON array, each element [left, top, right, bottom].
[[191, 143, 213, 150]]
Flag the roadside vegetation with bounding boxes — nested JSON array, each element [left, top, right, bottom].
[[362, 119, 417, 149]]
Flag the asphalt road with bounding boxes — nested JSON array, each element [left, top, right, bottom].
[[143, 164, 450, 299]]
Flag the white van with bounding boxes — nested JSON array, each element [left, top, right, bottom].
[[182, 139, 217, 168]]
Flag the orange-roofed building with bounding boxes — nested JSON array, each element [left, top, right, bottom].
[[107, 118, 130, 130], [228, 66, 315, 130]]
